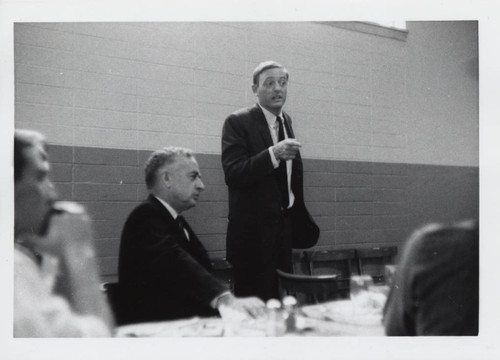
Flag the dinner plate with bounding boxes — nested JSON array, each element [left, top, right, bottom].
[[302, 300, 383, 326], [115, 317, 225, 337]]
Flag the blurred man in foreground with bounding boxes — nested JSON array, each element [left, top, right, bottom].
[[14, 129, 114, 337], [384, 219, 479, 335], [118, 147, 265, 324]]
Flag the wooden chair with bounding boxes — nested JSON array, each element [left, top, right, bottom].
[[291, 250, 308, 275], [276, 269, 340, 305], [210, 258, 234, 291], [355, 246, 398, 284], [303, 249, 357, 299]]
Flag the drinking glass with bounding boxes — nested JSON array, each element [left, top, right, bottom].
[[350, 275, 389, 313], [350, 275, 374, 305]]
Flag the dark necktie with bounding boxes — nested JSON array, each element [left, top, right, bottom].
[[277, 116, 290, 209], [176, 215, 190, 241]]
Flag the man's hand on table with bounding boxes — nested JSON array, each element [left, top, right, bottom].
[[216, 293, 266, 320]]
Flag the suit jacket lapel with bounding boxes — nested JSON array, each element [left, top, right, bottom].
[[253, 106, 296, 145], [282, 112, 295, 138], [250, 104, 274, 148], [280, 111, 300, 165], [281, 112, 303, 194], [252, 106, 302, 180], [146, 195, 212, 270], [147, 195, 173, 220], [147, 195, 187, 241], [181, 221, 198, 243]]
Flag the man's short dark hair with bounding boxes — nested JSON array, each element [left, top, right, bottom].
[[14, 129, 45, 182], [144, 146, 195, 189], [252, 61, 289, 86]]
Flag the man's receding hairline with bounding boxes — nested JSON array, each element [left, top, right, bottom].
[[147, 149, 198, 187], [253, 61, 288, 86]]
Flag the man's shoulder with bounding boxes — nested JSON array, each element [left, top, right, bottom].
[[227, 105, 291, 122], [121, 198, 176, 244], [227, 104, 260, 119], [223, 106, 263, 133], [124, 197, 164, 223]]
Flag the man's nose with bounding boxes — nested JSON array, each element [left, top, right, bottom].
[[197, 178, 205, 191]]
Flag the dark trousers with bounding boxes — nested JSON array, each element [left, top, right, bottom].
[[232, 209, 293, 302]]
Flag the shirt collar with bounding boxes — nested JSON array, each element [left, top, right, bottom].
[[257, 103, 283, 128], [153, 195, 179, 219]]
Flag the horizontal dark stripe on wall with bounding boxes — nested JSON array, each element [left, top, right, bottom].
[[46, 144, 479, 280]]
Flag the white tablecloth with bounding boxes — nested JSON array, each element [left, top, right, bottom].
[[114, 300, 385, 337]]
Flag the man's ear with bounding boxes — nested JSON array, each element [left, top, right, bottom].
[[251, 83, 258, 95], [162, 171, 171, 187]]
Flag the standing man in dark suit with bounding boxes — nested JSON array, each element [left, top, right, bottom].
[[118, 147, 265, 324], [221, 61, 319, 301]]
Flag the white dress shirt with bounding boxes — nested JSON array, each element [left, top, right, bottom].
[[14, 244, 110, 337], [258, 103, 295, 208], [153, 195, 189, 240]]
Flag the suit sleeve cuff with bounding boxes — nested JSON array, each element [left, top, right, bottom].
[[210, 291, 232, 309]]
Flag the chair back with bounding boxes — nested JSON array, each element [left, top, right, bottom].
[[304, 249, 356, 298], [356, 246, 398, 284], [291, 251, 309, 275], [210, 258, 234, 291], [276, 269, 340, 305]]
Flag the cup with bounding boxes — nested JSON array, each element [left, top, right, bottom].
[[350, 275, 374, 303], [350, 275, 389, 314]]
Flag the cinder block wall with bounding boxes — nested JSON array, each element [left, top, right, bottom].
[[14, 22, 479, 282]]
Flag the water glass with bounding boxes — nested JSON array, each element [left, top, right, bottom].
[[350, 275, 389, 312], [350, 275, 374, 302]]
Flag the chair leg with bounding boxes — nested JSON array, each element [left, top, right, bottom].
[[303, 252, 313, 276], [357, 258, 362, 275]]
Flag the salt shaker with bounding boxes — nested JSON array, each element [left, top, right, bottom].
[[265, 299, 286, 336], [282, 296, 298, 333]]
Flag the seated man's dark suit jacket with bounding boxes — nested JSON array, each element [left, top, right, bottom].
[[117, 195, 228, 324]]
